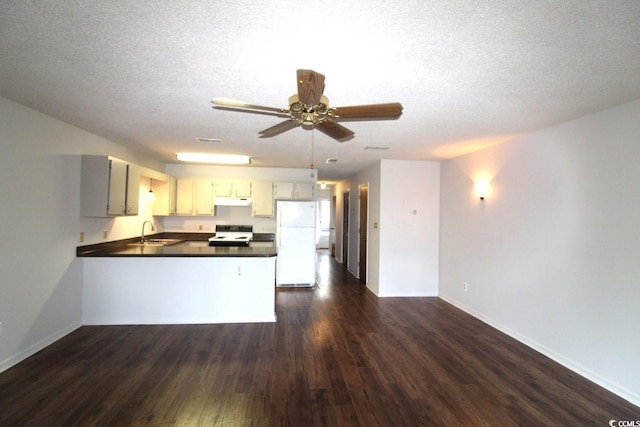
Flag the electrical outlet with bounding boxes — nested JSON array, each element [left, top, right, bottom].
[[103, 229, 108, 239], [0, 322, 3, 336], [79, 232, 84, 243], [199, 224, 203, 231], [463, 282, 468, 292]]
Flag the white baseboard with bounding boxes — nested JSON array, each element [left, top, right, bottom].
[[82, 315, 278, 325], [0, 321, 82, 374], [439, 295, 640, 407]]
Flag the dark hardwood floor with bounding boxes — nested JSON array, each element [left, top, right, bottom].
[[1, 251, 638, 426]]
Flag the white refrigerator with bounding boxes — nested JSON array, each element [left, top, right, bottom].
[[276, 200, 316, 287]]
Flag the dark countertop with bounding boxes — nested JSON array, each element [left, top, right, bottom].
[[77, 232, 276, 258]]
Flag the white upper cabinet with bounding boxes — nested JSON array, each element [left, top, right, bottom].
[[81, 155, 140, 217], [214, 179, 251, 198], [274, 182, 315, 200], [273, 182, 294, 199], [294, 182, 314, 200], [151, 176, 176, 216], [194, 179, 215, 215], [175, 178, 215, 216], [251, 180, 274, 217]]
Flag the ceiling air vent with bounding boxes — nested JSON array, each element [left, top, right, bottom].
[[196, 137, 223, 144], [364, 146, 389, 150], [325, 158, 338, 164]]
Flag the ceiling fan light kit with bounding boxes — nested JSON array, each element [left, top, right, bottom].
[[212, 69, 403, 143]]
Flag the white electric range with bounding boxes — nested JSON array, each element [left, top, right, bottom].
[[208, 225, 253, 247]]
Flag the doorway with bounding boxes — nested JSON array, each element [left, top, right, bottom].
[[342, 191, 349, 268], [358, 185, 368, 283], [316, 199, 330, 249]]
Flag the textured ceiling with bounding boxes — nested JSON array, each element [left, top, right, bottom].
[[1, 1, 639, 180]]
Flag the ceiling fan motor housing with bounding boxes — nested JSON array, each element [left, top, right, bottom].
[[288, 94, 329, 125]]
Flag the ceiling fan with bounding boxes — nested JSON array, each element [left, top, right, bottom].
[[211, 69, 403, 142]]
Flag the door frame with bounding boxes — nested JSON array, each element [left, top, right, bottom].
[[358, 184, 368, 284], [330, 195, 337, 257], [342, 190, 350, 268]]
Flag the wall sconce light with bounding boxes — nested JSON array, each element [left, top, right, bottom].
[[474, 180, 490, 200], [320, 182, 327, 189]]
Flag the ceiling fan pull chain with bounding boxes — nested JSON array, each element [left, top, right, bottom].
[[310, 129, 315, 170]]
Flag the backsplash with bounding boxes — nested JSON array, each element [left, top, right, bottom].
[[163, 205, 276, 233]]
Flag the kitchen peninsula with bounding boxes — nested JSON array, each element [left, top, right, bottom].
[[78, 235, 277, 325]]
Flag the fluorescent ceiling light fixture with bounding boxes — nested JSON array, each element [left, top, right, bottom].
[[176, 153, 251, 164]]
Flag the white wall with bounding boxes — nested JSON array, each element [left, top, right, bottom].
[[335, 160, 439, 297], [439, 99, 640, 405], [0, 96, 164, 372], [379, 160, 440, 296]]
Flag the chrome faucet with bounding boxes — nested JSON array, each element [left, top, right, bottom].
[[141, 220, 155, 243]]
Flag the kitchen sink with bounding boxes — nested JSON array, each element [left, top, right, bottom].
[[127, 238, 183, 247]]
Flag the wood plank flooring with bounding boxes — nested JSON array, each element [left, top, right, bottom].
[[0, 251, 638, 426]]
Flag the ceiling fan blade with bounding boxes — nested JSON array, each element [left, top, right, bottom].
[[213, 105, 290, 118], [316, 119, 355, 142], [296, 69, 325, 106], [331, 102, 403, 119], [259, 120, 301, 138], [212, 98, 287, 114]]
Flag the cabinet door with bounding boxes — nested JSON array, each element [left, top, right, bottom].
[[194, 179, 214, 215], [214, 179, 233, 197], [107, 158, 128, 215], [274, 182, 294, 199], [125, 164, 140, 215], [175, 178, 194, 215], [168, 176, 177, 215], [81, 155, 142, 217], [81, 155, 110, 217], [251, 181, 273, 217], [233, 179, 251, 197], [151, 177, 176, 216], [294, 182, 314, 200]]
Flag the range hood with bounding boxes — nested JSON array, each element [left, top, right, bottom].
[[214, 196, 252, 207]]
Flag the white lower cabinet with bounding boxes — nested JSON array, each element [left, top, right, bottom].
[[83, 257, 277, 324]]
